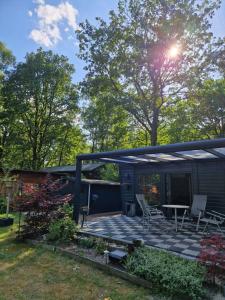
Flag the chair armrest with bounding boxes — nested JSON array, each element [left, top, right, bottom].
[[210, 210, 225, 219], [206, 210, 225, 220]]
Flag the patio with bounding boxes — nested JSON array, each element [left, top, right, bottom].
[[81, 214, 223, 259]]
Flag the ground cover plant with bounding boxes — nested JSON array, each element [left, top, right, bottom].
[[125, 246, 206, 299]]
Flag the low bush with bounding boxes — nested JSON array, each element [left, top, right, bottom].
[[78, 237, 108, 254], [94, 238, 108, 255], [47, 216, 79, 243], [125, 247, 206, 299], [47, 204, 79, 243], [78, 237, 95, 249], [0, 197, 7, 214], [198, 234, 225, 283]]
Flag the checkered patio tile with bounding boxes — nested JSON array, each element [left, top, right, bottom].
[[81, 214, 224, 258]]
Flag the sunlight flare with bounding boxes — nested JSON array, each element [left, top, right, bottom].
[[167, 44, 181, 58]]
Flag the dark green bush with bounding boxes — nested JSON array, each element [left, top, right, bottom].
[[47, 204, 79, 243], [0, 197, 7, 214], [47, 216, 79, 243], [78, 237, 95, 249], [94, 238, 108, 255], [125, 247, 206, 299]]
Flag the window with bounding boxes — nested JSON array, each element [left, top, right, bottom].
[[138, 174, 160, 205]]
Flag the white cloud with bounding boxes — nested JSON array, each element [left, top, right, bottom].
[[28, 10, 33, 17], [29, 1, 79, 48], [33, 0, 45, 4]]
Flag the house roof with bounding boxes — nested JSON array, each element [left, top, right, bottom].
[[41, 163, 105, 173], [82, 179, 120, 186], [77, 138, 225, 165]]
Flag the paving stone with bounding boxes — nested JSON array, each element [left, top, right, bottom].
[[81, 214, 216, 259]]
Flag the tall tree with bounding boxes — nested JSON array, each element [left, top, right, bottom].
[[190, 79, 225, 138], [77, 0, 223, 145], [0, 41, 15, 166], [3, 48, 79, 170], [82, 93, 132, 152]]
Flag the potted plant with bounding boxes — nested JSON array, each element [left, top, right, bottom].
[[0, 168, 18, 227]]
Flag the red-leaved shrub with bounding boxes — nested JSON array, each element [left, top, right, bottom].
[[14, 175, 72, 238], [198, 234, 225, 283]]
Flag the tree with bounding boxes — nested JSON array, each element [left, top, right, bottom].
[[77, 0, 223, 145], [0, 42, 15, 166], [0, 41, 15, 80], [82, 93, 132, 152], [3, 48, 79, 170], [190, 79, 225, 138]]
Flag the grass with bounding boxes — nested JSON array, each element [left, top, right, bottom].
[[0, 214, 164, 300]]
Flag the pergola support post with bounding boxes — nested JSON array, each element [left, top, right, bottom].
[[73, 158, 82, 224]]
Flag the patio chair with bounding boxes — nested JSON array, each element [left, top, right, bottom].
[[136, 194, 165, 229], [181, 194, 207, 231], [198, 210, 225, 233]]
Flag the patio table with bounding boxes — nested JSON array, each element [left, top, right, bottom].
[[162, 204, 190, 232]]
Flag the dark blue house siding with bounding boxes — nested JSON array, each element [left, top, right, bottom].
[[197, 161, 225, 213], [119, 160, 225, 215], [119, 164, 135, 214]]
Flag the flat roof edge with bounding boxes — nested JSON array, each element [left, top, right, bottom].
[[77, 138, 225, 161]]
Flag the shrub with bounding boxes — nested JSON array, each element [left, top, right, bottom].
[[14, 175, 72, 238], [47, 216, 79, 243], [94, 238, 108, 255], [77, 237, 108, 253], [78, 237, 95, 249], [125, 247, 206, 299], [198, 234, 225, 283], [0, 197, 7, 214]]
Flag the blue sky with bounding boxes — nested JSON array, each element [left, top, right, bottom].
[[0, 0, 224, 83]]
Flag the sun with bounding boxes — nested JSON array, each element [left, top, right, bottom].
[[167, 44, 181, 58]]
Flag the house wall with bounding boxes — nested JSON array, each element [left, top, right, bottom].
[[61, 178, 121, 215], [119, 160, 225, 214]]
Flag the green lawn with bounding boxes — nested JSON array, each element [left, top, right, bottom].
[[0, 214, 163, 300]]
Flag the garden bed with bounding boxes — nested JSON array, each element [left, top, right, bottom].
[[26, 238, 152, 290], [25, 236, 225, 300]]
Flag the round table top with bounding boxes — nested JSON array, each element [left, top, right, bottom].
[[162, 204, 190, 209]]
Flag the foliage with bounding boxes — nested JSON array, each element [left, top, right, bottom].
[[47, 203, 78, 243], [82, 95, 133, 152], [125, 247, 206, 299], [100, 164, 119, 181], [14, 175, 72, 238], [0, 42, 16, 166], [78, 237, 95, 249], [77, 236, 108, 253], [190, 79, 225, 138], [0, 197, 6, 214], [1, 47, 84, 169], [198, 234, 225, 283], [47, 216, 78, 243], [94, 238, 109, 255], [0, 168, 18, 217], [78, 0, 223, 145]]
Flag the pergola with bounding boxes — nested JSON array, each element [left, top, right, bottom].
[[73, 138, 225, 223]]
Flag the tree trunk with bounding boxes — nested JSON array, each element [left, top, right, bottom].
[[151, 108, 159, 146]]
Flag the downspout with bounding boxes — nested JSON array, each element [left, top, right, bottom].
[[73, 158, 82, 224]]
